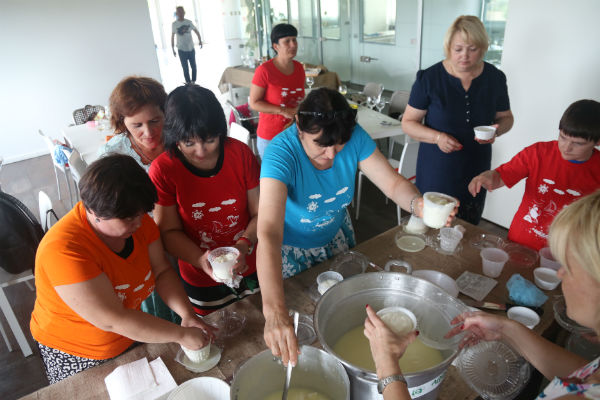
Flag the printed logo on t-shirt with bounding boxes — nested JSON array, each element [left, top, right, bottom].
[[524, 177, 583, 240], [191, 198, 243, 249], [300, 186, 350, 231]]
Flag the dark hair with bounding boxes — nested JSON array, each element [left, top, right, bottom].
[[162, 84, 227, 154], [109, 76, 167, 134], [559, 99, 600, 142], [296, 88, 357, 147], [271, 23, 298, 45], [79, 154, 157, 219]]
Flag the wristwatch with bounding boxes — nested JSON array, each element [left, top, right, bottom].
[[377, 374, 407, 394]]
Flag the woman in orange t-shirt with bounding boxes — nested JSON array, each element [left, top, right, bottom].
[[30, 154, 214, 384]]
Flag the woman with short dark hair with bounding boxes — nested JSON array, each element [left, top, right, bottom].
[[98, 76, 167, 170], [30, 154, 213, 384], [150, 85, 260, 315], [256, 88, 455, 366], [249, 23, 305, 157]]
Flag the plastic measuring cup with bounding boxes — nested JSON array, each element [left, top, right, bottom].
[[480, 248, 509, 278], [539, 247, 561, 270], [422, 192, 457, 229], [439, 227, 463, 252]]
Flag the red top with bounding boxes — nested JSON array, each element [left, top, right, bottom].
[[149, 138, 260, 287], [252, 59, 305, 140], [496, 141, 600, 250]]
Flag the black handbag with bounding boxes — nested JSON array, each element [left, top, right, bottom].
[[0, 192, 45, 274]]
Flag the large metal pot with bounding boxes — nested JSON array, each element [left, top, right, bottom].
[[230, 345, 350, 400], [315, 272, 468, 399]]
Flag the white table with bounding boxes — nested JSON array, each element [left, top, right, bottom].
[[62, 123, 113, 165], [355, 104, 405, 141]]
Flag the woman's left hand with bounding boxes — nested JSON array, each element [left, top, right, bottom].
[[181, 314, 217, 342], [231, 242, 250, 276], [474, 124, 499, 144]]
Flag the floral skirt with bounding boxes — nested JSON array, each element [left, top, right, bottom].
[[281, 209, 356, 279]]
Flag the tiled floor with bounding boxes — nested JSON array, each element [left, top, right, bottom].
[[0, 154, 508, 399]]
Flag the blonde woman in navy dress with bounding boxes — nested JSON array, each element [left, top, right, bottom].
[[402, 16, 514, 224]]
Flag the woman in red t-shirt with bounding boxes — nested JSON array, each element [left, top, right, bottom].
[[249, 23, 305, 157], [150, 85, 260, 316]]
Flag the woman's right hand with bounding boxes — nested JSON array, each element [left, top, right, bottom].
[[195, 250, 217, 280], [279, 106, 297, 120], [264, 310, 299, 367], [179, 325, 211, 350], [444, 311, 509, 349], [364, 305, 418, 377], [437, 133, 463, 153]]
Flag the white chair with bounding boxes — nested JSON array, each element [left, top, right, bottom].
[[387, 90, 410, 159], [38, 129, 74, 206], [229, 122, 251, 148], [362, 82, 384, 100], [0, 269, 34, 357], [395, 140, 420, 224], [39, 191, 58, 232], [355, 139, 419, 221], [65, 148, 87, 202]]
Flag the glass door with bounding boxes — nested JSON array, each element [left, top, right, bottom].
[[350, 0, 420, 91], [320, 0, 352, 81]]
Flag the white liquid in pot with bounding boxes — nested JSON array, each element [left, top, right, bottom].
[[333, 325, 443, 373], [264, 388, 331, 400]]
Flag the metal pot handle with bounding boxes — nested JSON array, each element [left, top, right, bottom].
[[384, 259, 413, 274]]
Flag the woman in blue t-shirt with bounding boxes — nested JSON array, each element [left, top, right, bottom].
[[401, 16, 514, 224], [256, 88, 456, 367]]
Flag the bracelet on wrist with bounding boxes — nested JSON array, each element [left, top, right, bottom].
[[237, 236, 254, 254], [409, 194, 421, 216], [435, 133, 441, 144]]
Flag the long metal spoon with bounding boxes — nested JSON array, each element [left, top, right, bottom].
[[282, 311, 300, 400]]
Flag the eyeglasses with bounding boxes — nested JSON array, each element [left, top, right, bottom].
[[298, 109, 357, 120]]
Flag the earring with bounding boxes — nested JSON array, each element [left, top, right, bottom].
[[95, 218, 100, 223]]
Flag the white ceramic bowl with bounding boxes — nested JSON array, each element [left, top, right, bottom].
[[507, 306, 540, 329], [412, 269, 459, 298], [473, 125, 496, 140], [539, 247, 561, 271], [533, 267, 561, 290]]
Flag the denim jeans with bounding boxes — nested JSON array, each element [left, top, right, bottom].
[[178, 49, 197, 83]]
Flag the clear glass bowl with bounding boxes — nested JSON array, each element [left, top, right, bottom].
[[456, 340, 531, 400]]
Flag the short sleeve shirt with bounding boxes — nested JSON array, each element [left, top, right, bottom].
[[97, 134, 150, 171], [30, 202, 159, 359], [252, 59, 305, 140], [496, 141, 600, 250], [149, 138, 260, 287], [172, 19, 197, 51], [260, 123, 376, 248], [408, 61, 511, 209]]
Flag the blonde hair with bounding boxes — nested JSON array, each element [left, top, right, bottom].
[[549, 190, 600, 283], [443, 15, 489, 59]]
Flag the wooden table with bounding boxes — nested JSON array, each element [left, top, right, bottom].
[[21, 220, 559, 399]]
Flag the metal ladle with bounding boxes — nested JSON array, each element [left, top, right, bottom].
[[282, 311, 300, 400]]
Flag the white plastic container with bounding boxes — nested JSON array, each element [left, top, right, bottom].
[[181, 343, 211, 363], [376, 306, 417, 335], [507, 306, 540, 329], [533, 267, 561, 290], [317, 271, 343, 294], [480, 248, 509, 278], [539, 247, 561, 271], [405, 215, 428, 234], [422, 192, 457, 229], [208, 247, 240, 280], [473, 126, 496, 140], [439, 227, 463, 252]]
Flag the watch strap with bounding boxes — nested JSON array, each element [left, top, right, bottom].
[[377, 374, 407, 394]]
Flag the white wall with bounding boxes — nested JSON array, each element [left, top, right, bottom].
[[0, 0, 160, 163], [482, 0, 600, 228]]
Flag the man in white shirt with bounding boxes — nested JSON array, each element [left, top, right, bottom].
[[171, 6, 202, 83]]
